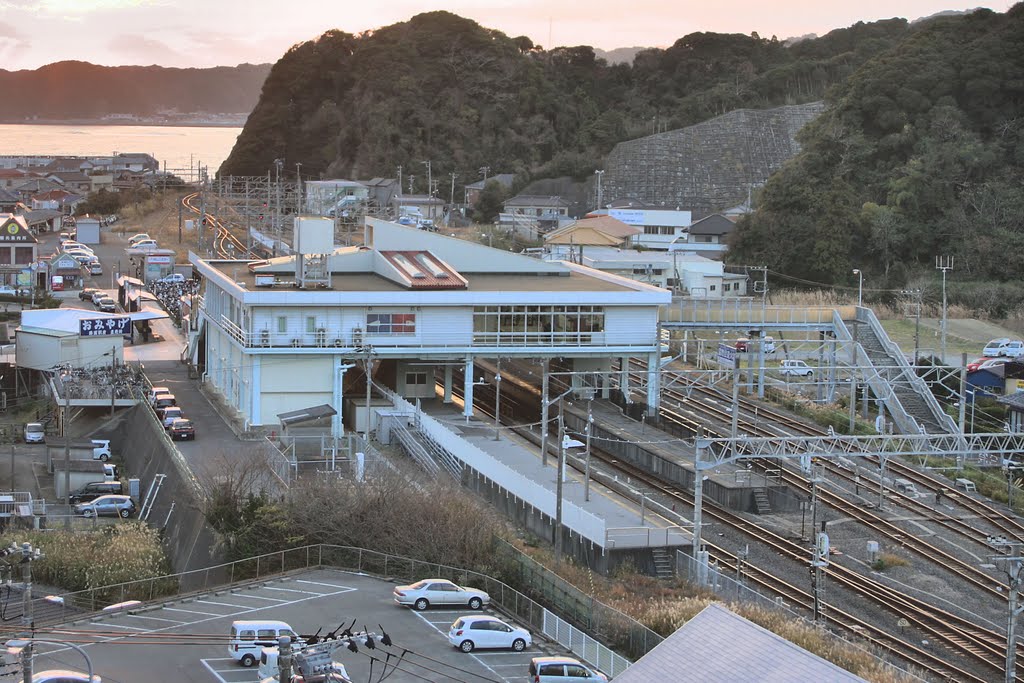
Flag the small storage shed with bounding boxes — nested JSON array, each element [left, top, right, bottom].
[[74, 216, 101, 245]]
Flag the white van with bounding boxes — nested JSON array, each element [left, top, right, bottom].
[[229, 620, 300, 667]]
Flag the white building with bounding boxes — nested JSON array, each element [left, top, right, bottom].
[[544, 246, 746, 296], [304, 180, 369, 216], [17, 309, 128, 370], [189, 218, 670, 436], [588, 206, 693, 250]]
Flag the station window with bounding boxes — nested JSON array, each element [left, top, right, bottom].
[[305, 316, 316, 334], [472, 305, 604, 345], [405, 372, 427, 386], [366, 312, 416, 335], [276, 316, 287, 333]]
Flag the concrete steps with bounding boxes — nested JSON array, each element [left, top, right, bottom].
[[651, 547, 675, 579], [752, 487, 772, 515]]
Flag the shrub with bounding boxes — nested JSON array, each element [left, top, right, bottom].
[[0, 524, 168, 593], [871, 552, 911, 571]]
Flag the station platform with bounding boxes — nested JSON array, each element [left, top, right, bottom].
[[394, 398, 690, 571], [554, 398, 798, 514]]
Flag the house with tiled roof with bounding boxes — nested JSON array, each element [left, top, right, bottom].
[[464, 173, 514, 206], [500, 195, 572, 239], [670, 213, 738, 258], [41, 157, 94, 174], [31, 189, 83, 213], [46, 171, 93, 194], [0, 187, 19, 213]]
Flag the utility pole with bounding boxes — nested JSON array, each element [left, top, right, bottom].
[[540, 360, 550, 467], [396, 165, 403, 194], [407, 174, 415, 195], [295, 163, 303, 215], [811, 522, 829, 624], [421, 161, 432, 198], [110, 345, 116, 418], [63, 390, 71, 531], [988, 537, 1024, 683], [936, 256, 954, 364], [479, 166, 490, 184], [555, 406, 565, 567], [277, 635, 293, 683], [493, 359, 502, 441], [449, 172, 457, 207], [274, 159, 284, 256], [594, 170, 605, 210], [584, 399, 594, 501]]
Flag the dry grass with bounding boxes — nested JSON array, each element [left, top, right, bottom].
[[110, 191, 198, 263], [872, 552, 911, 571]]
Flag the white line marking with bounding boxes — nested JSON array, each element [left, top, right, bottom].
[[120, 614, 186, 624], [201, 658, 230, 683], [295, 579, 356, 589], [196, 599, 251, 608], [228, 593, 287, 602], [255, 586, 320, 595], [162, 607, 224, 617], [411, 611, 508, 681], [89, 622, 146, 631]]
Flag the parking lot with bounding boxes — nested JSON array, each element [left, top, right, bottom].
[[31, 569, 561, 682]]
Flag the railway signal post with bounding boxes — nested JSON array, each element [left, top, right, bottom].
[[988, 537, 1024, 683]]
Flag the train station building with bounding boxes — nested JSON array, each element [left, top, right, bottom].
[[188, 217, 670, 436]]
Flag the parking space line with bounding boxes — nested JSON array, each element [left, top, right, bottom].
[[196, 600, 251, 608], [228, 594, 287, 602], [90, 622, 147, 631], [200, 658, 231, 683], [258, 586, 321, 596], [119, 614, 186, 625], [295, 580, 356, 590], [161, 607, 225, 617]]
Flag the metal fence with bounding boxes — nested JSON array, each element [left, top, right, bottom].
[[25, 543, 647, 677]]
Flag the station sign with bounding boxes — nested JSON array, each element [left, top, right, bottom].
[[717, 343, 737, 367], [80, 317, 131, 337]]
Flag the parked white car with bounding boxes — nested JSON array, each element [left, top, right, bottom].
[[448, 615, 531, 652], [982, 338, 1024, 357], [128, 233, 151, 245], [779, 359, 813, 377], [393, 579, 489, 611], [91, 439, 111, 461], [24, 422, 45, 443], [978, 357, 1012, 371], [158, 273, 186, 284], [131, 239, 159, 251]]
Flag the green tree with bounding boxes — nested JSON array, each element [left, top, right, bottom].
[[473, 179, 507, 223]]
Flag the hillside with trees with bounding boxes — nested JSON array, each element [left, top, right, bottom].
[[0, 62, 271, 120], [728, 5, 1024, 310], [220, 11, 912, 181]]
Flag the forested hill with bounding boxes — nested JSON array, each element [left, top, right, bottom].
[[0, 62, 271, 120], [728, 5, 1024, 297], [219, 11, 914, 180]]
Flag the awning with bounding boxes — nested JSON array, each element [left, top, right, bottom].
[[277, 404, 337, 426], [116, 275, 144, 288], [127, 310, 170, 322]]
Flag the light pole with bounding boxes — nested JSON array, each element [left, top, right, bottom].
[[493, 362, 502, 441], [936, 256, 954, 364], [594, 170, 605, 211], [852, 269, 863, 307]]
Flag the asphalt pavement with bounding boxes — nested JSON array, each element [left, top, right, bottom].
[[30, 569, 560, 683]]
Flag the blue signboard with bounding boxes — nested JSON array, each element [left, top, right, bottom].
[[79, 317, 131, 337]]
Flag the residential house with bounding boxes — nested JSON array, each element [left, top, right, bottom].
[[0, 169, 29, 189], [46, 171, 93, 195], [670, 213, 738, 258], [0, 188, 19, 213], [41, 157, 95, 174], [0, 214, 39, 289], [587, 203, 693, 250], [111, 153, 159, 173], [966, 365, 1007, 400], [392, 194, 445, 222], [31, 189, 82, 214], [500, 195, 572, 240], [464, 173, 514, 206], [998, 392, 1024, 432], [10, 177, 63, 202], [544, 215, 641, 253]]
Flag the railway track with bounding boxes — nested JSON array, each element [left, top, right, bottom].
[[181, 192, 253, 259], [463, 361, 1019, 681]]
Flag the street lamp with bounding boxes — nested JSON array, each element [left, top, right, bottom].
[[852, 269, 863, 307], [493, 365, 502, 441]]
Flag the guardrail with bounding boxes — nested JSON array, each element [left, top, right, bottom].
[[27, 543, 644, 678]]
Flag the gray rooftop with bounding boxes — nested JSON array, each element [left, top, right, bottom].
[[613, 603, 867, 683]]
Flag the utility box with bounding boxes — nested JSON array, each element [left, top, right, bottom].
[[344, 398, 392, 434]]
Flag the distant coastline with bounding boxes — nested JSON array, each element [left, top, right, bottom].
[[0, 118, 247, 128]]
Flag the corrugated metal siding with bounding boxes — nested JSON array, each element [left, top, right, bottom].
[[418, 307, 472, 346], [604, 307, 658, 346]]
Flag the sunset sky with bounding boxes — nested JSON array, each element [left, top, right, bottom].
[[0, 1, 1015, 71]]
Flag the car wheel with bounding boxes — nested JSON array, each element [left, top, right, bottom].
[[99, 454, 109, 462], [414, 598, 429, 611], [119, 508, 131, 518], [512, 638, 527, 652], [240, 654, 256, 667], [459, 640, 475, 653], [82, 509, 94, 517], [468, 597, 483, 610]]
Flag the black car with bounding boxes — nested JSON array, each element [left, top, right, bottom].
[[68, 480, 124, 504], [79, 288, 102, 301]]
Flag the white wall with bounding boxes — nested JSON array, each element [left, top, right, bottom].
[[259, 354, 334, 425], [603, 308, 659, 346]]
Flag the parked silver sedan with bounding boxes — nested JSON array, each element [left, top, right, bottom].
[[75, 495, 135, 518], [393, 578, 489, 611]]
